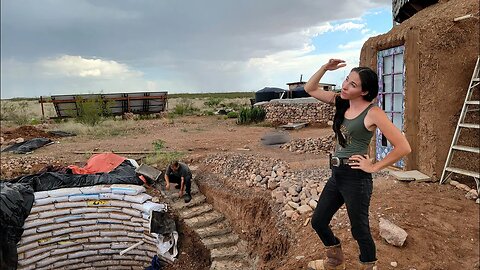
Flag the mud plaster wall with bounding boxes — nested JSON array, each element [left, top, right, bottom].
[[360, 0, 479, 179]]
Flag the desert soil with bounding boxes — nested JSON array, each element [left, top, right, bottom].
[[1, 115, 478, 270]]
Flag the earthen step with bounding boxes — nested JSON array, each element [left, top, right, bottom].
[[210, 259, 251, 270], [201, 234, 239, 249], [171, 194, 206, 210], [210, 244, 247, 260], [184, 211, 224, 229], [165, 182, 200, 200], [196, 220, 232, 238], [179, 204, 213, 219]]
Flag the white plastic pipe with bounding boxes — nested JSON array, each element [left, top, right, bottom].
[[454, 14, 473, 22], [119, 240, 145, 256]]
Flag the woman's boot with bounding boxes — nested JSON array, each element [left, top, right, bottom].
[[359, 261, 378, 270], [307, 243, 345, 270]]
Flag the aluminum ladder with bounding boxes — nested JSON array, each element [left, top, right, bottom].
[[440, 56, 480, 192]]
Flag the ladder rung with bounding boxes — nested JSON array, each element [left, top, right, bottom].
[[452, 145, 480, 154], [466, 101, 480, 105], [459, 123, 480, 129], [445, 167, 480, 178], [473, 78, 480, 82]]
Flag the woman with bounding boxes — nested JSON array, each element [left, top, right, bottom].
[[305, 59, 411, 270]]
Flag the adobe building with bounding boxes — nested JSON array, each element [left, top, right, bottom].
[[359, 0, 479, 179]]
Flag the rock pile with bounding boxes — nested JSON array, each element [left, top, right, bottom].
[[280, 134, 336, 154], [0, 156, 63, 179], [202, 153, 332, 221]]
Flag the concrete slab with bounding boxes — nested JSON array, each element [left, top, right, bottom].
[[390, 170, 431, 182]]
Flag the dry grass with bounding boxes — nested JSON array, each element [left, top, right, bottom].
[[53, 119, 143, 138]]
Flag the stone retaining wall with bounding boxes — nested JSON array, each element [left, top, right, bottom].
[[18, 184, 172, 270], [258, 98, 335, 126]]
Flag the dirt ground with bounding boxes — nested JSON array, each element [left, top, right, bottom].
[[1, 116, 479, 269]]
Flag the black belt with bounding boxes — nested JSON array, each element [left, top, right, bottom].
[[329, 156, 356, 167]]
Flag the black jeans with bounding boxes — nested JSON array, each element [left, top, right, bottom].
[[167, 173, 191, 195], [311, 164, 376, 263]]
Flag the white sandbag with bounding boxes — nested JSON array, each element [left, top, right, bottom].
[[18, 251, 50, 266], [130, 217, 145, 224], [22, 228, 37, 237], [70, 231, 100, 239], [55, 201, 88, 209], [111, 185, 145, 195], [54, 215, 83, 223], [52, 258, 83, 269], [83, 255, 110, 263], [156, 232, 178, 262], [109, 213, 131, 220], [141, 202, 167, 215], [83, 213, 110, 219], [37, 223, 70, 234], [52, 226, 82, 236], [83, 243, 110, 250], [30, 204, 52, 214], [67, 250, 98, 259], [38, 208, 71, 219], [98, 193, 124, 200], [50, 245, 83, 256], [47, 187, 83, 197], [70, 208, 97, 215], [80, 185, 112, 194], [97, 207, 122, 213], [69, 219, 97, 226], [98, 218, 123, 225], [142, 213, 149, 220], [39, 235, 69, 246], [123, 194, 152, 204], [111, 243, 130, 250], [121, 208, 142, 217], [109, 200, 132, 208], [100, 230, 128, 237], [25, 213, 39, 222], [17, 241, 39, 253], [19, 232, 52, 245], [34, 191, 49, 200], [35, 196, 68, 205], [83, 224, 110, 232], [23, 218, 55, 229], [68, 194, 100, 201], [36, 254, 68, 268], [110, 224, 133, 231], [24, 244, 55, 259]]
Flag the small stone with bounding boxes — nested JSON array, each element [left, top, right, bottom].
[[152, 197, 160, 203], [390, 261, 398, 267], [297, 205, 313, 215], [295, 256, 305, 260], [284, 210, 295, 218], [291, 196, 301, 203], [465, 189, 478, 200], [288, 201, 300, 209]]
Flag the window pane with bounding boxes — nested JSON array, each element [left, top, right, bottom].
[[383, 56, 393, 74], [394, 54, 404, 73], [393, 94, 403, 112], [393, 113, 403, 130], [393, 74, 403, 93], [383, 75, 392, 93], [384, 94, 392, 112]]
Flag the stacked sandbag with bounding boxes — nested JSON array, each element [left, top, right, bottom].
[[17, 184, 173, 270]]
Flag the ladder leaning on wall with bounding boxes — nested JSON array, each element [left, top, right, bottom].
[[440, 56, 480, 192]]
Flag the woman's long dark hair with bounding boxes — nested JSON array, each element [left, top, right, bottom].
[[333, 67, 379, 147]]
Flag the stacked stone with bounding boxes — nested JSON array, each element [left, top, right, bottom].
[[260, 102, 334, 125], [448, 180, 480, 203], [203, 153, 290, 190], [203, 153, 333, 220], [17, 184, 172, 270], [0, 156, 61, 178], [280, 134, 335, 154]]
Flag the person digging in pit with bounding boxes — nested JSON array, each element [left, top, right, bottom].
[[164, 160, 192, 203]]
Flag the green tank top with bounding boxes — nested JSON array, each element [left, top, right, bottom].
[[335, 104, 374, 158]]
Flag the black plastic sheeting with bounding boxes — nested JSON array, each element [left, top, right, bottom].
[[0, 182, 34, 270], [1, 138, 53, 154], [0, 160, 144, 269], [12, 161, 144, 192]]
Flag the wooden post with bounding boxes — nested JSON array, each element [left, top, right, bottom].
[[40, 96, 45, 120]]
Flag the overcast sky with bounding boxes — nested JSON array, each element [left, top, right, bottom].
[[1, 0, 393, 98]]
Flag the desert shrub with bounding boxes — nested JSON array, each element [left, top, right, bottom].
[[0, 101, 30, 125], [75, 97, 111, 126], [226, 111, 238, 118], [204, 97, 223, 107], [237, 106, 266, 124], [145, 139, 184, 168], [174, 98, 197, 115]]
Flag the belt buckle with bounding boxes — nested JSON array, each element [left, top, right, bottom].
[[331, 157, 340, 167]]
